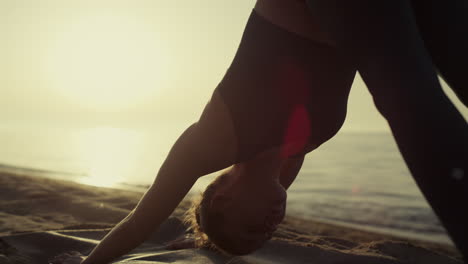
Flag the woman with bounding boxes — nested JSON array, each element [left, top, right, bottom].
[[186, 0, 468, 258], [53, 0, 468, 262], [51, 1, 356, 263], [180, 0, 468, 257], [305, 0, 468, 262], [179, 146, 305, 255]]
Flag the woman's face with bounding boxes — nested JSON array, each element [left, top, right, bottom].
[[213, 178, 287, 254]]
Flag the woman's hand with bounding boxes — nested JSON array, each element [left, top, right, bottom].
[[48, 251, 86, 264]]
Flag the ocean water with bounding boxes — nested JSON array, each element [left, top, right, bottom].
[[0, 123, 453, 245]]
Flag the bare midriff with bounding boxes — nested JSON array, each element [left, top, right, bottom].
[[254, 0, 336, 47]]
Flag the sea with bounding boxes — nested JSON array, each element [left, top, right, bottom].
[[0, 122, 454, 246]]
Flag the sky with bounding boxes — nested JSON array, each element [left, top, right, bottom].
[[1, 0, 467, 132]]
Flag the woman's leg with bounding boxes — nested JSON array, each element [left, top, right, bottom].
[[306, 0, 468, 260], [411, 0, 468, 106]]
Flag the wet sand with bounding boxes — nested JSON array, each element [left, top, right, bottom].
[[0, 171, 463, 263]]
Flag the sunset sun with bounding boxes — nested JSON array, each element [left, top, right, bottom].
[[44, 13, 171, 110]]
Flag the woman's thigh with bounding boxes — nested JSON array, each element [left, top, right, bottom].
[[307, 0, 468, 110], [411, 0, 468, 106], [305, 0, 468, 260], [305, 0, 453, 119]]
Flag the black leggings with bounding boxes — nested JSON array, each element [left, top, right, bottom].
[[306, 0, 468, 261], [411, 0, 468, 107]]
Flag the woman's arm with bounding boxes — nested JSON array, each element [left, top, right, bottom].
[[81, 163, 198, 264], [81, 92, 238, 264], [279, 155, 305, 190], [81, 146, 200, 264]]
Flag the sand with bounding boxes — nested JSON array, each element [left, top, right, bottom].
[[0, 171, 464, 263]]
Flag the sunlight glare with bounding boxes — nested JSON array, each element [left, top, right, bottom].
[[73, 126, 144, 188], [44, 13, 171, 110]]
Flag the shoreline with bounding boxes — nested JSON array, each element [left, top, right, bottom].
[[0, 170, 463, 263], [1, 163, 452, 246], [286, 214, 455, 247]]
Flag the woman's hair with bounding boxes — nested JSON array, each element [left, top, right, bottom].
[[184, 171, 235, 254]]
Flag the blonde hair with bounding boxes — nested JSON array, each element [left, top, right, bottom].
[[184, 171, 238, 254]]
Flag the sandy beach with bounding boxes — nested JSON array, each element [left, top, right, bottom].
[[0, 171, 464, 264]]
